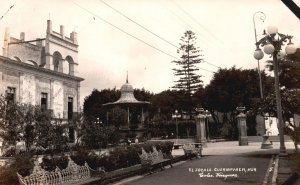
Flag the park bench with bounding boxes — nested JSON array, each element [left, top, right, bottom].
[[139, 147, 173, 172], [173, 144, 183, 149], [182, 143, 202, 159], [17, 156, 94, 185]]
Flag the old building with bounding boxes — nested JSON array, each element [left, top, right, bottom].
[[0, 20, 84, 142]]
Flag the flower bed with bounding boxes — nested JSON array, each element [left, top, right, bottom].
[[70, 141, 174, 172], [0, 141, 174, 185]]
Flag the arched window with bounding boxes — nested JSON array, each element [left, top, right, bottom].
[[53, 51, 63, 72], [11, 56, 22, 62], [25, 60, 38, 66], [65, 55, 74, 75]]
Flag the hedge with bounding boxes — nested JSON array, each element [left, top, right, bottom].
[[0, 141, 174, 184], [71, 141, 174, 172]]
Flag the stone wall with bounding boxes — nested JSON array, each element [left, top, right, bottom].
[[20, 73, 36, 105], [7, 37, 43, 66], [0, 57, 83, 119]]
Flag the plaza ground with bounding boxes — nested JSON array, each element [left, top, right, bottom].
[[113, 139, 298, 185]]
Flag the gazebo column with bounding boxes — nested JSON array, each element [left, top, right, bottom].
[[127, 107, 130, 128], [141, 107, 144, 125]]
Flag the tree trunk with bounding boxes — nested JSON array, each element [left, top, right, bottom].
[[294, 141, 299, 153]]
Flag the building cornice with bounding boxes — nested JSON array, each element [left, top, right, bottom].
[[0, 55, 84, 82]]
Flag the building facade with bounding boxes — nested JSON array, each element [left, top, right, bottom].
[[0, 20, 84, 142]]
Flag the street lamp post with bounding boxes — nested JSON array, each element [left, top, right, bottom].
[[253, 11, 266, 99], [175, 110, 178, 140], [254, 25, 297, 155], [172, 110, 181, 142]]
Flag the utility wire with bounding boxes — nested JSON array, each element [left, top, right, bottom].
[[99, 0, 222, 70], [163, 3, 213, 48], [0, 5, 14, 21], [172, 0, 224, 46], [160, 1, 221, 68], [73, 2, 178, 60], [73, 2, 215, 73], [198, 67, 214, 73], [100, 0, 220, 69], [99, 0, 178, 49], [203, 60, 220, 68]]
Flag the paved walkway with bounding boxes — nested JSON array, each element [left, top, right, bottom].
[[172, 141, 296, 156], [120, 155, 272, 185], [113, 141, 297, 185]]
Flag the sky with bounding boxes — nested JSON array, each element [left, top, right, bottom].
[[0, 0, 299, 104]]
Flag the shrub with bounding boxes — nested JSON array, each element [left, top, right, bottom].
[[0, 152, 34, 185], [0, 166, 19, 185], [41, 154, 68, 171], [2, 147, 16, 157], [11, 152, 34, 177], [70, 147, 90, 166], [69, 141, 174, 172], [147, 141, 174, 155], [126, 145, 142, 166]]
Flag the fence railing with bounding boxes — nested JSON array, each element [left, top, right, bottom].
[[17, 156, 90, 185]]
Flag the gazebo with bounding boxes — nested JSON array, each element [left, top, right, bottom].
[[103, 74, 150, 137]]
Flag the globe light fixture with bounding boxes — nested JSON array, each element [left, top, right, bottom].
[[266, 25, 278, 35], [263, 44, 275, 54], [254, 48, 264, 60], [254, 25, 297, 156], [285, 41, 297, 55]]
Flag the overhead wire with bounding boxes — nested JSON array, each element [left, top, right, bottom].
[[160, 1, 221, 69], [73, 1, 215, 73], [172, 0, 224, 46], [73, 2, 179, 60], [0, 5, 14, 21], [99, 0, 219, 70], [99, 0, 218, 70], [99, 0, 178, 49], [162, 2, 214, 48], [100, 0, 220, 70]]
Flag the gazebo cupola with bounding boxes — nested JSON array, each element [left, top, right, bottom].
[[103, 73, 150, 131]]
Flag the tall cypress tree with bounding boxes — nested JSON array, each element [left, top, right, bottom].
[[172, 30, 203, 115]]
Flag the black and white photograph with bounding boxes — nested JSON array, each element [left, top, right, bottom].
[[0, 0, 300, 184]]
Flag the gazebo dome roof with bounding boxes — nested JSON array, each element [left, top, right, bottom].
[[103, 73, 150, 106], [120, 83, 133, 92]]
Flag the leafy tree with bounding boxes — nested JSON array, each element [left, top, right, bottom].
[[0, 95, 68, 153], [193, 86, 206, 108], [48, 119, 68, 151], [83, 88, 120, 123], [265, 56, 300, 151], [133, 88, 154, 101], [21, 104, 36, 151], [150, 90, 188, 119], [204, 67, 273, 138], [0, 96, 29, 149], [172, 30, 203, 116], [77, 115, 120, 149], [83, 88, 153, 125], [34, 109, 53, 149], [257, 88, 300, 151], [266, 59, 300, 89], [73, 116, 100, 149], [108, 106, 127, 128]]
